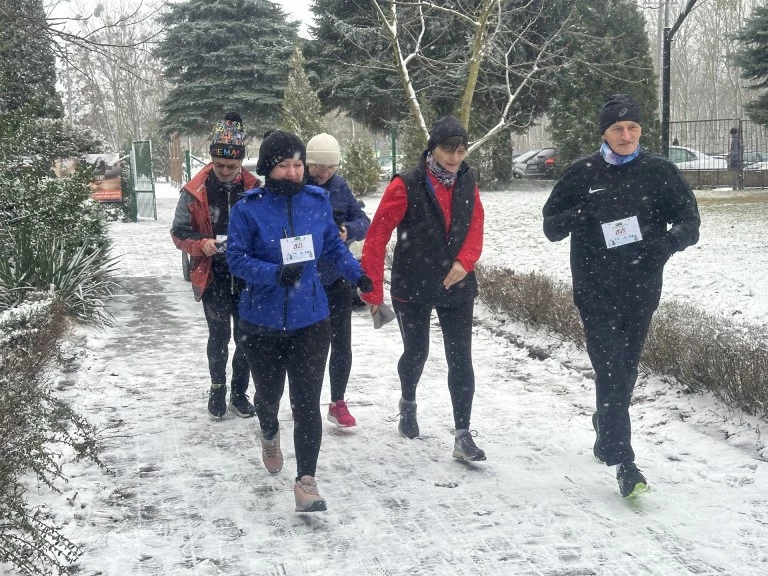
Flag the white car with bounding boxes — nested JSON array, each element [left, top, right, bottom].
[[668, 146, 727, 170]]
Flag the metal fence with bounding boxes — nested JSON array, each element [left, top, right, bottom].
[[670, 118, 768, 189]]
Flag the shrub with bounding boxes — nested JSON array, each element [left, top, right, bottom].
[[476, 264, 768, 418], [0, 298, 101, 575], [340, 139, 380, 196], [0, 228, 121, 326], [476, 265, 584, 346]]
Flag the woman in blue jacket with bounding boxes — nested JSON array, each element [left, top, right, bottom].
[[306, 133, 370, 428], [226, 130, 373, 513]]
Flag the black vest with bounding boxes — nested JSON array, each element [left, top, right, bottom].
[[392, 155, 478, 306]]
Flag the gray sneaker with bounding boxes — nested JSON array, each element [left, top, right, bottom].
[[398, 398, 419, 439], [453, 429, 486, 461]]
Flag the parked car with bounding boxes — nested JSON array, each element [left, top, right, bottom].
[[512, 147, 557, 179], [710, 151, 763, 166], [510, 149, 540, 179], [668, 146, 727, 170]]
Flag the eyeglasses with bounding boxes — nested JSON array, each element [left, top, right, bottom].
[[308, 164, 338, 173]]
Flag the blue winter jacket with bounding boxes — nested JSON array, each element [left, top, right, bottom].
[[226, 184, 365, 331], [309, 173, 370, 286]]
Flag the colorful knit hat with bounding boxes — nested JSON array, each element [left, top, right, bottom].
[[210, 111, 246, 159]]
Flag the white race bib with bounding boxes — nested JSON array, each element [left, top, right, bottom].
[[601, 216, 642, 249], [280, 235, 315, 264]]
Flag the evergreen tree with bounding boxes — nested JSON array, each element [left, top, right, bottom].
[[733, 5, 768, 127], [340, 139, 380, 197], [548, 0, 660, 169], [307, 0, 572, 183], [0, 0, 63, 118], [280, 46, 324, 143], [155, 0, 298, 136], [306, 0, 404, 132]]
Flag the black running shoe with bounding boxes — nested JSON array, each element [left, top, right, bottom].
[[208, 384, 227, 418], [228, 393, 255, 418], [398, 398, 419, 439], [592, 412, 605, 462], [617, 461, 649, 498]]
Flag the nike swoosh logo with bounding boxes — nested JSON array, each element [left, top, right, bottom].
[[588, 187, 606, 194]]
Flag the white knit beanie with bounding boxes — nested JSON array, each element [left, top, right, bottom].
[[306, 133, 341, 166]]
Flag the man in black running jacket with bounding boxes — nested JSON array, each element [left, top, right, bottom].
[[542, 94, 700, 497]]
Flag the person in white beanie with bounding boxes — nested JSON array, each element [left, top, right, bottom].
[[306, 133, 370, 428]]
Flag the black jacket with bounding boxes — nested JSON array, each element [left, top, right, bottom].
[[392, 154, 478, 306], [543, 150, 700, 314]]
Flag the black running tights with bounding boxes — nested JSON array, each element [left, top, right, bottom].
[[326, 278, 355, 402], [239, 319, 331, 480], [201, 274, 249, 395], [392, 299, 476, 430]]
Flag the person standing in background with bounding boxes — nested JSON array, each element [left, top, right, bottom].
[[306, 133, 370, 428], [542, 94, 700, 498], [171, 112, 260, 419]]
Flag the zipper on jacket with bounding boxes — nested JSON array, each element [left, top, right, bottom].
[[281, 197, 297, 330]]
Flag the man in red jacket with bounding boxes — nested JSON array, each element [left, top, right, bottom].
[[361, 115, 486, 461], [171, 112, 260, 418]]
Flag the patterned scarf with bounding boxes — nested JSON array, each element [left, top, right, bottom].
[[426, 152, 458, 187], [601, 141, 640, 166]]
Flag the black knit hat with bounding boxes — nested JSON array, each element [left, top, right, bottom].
[[599, 94, 643, 134], [427, 115, 469, 151], [255, 130, 306, 176], [210, 111, 246, 159]]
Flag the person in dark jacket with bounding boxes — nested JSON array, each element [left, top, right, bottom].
[[170, 111, 260, 419], [226, 130, 373, 513], [542, 93, 700, 498], [306, 132, 371, 428], [360, 115, 486, 462]]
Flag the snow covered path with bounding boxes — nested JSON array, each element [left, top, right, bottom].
[[25, 189, 768, 576]]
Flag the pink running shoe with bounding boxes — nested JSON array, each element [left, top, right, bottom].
[[294, 476, 327, 512], [261, 431, 283, 474], [327, 399, 356, 427]]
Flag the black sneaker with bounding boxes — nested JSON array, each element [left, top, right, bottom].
[[398, 398, 419, 439], [617, 462, 649, 498], [228, 393, 255, 418], [453, 430, 486, 461], [592, 412, 605, 462], [208, 384, 227, 418]]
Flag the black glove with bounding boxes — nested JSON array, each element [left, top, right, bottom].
[[564, 198, 596, 230], [356, 274, 374, 293], [277, 264, 305, 288], [635, 234, 677, 269]]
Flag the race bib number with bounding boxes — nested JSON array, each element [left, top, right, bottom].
[[280, 235, 315, 264], [601, 216, 642, 248]]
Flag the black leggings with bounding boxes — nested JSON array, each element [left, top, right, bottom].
[[579, 308, 654, 466], [325, 278, 355, 401], [201, 274, 249, 395], [392, 299, 476, 430], [239, 319, 331, 480]]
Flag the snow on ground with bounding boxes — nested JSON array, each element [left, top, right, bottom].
[[10, 180, 768, 576]]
